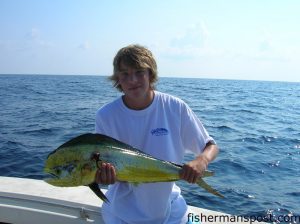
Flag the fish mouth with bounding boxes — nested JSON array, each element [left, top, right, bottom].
[[44, 170, 59, 180], [44, 172, 61, 186]]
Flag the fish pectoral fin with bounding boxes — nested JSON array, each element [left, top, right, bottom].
[[88, 182, 109, 203], [196, 178, 224, 198]]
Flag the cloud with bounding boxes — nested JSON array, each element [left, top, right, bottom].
[[157, 20, 215, 61], [78, 41, 91, 50], [27, 28, 41, 40], [259, 39, 272, 52], [257, 31, 273, 52], [170, 21, 210, 49], [251, 31, 292, 62], [24, 28, 53, 48]]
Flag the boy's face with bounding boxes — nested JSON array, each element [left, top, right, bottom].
[[117, 61, 152, 102]]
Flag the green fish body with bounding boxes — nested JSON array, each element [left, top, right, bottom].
[[44, 133, 223, 202]]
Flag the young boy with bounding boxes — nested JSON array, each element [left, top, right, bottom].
[[95, 44, 218, 224]]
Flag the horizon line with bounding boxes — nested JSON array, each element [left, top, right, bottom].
[[0, 73, 299, 83]]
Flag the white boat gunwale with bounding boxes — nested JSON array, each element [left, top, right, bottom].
[[0, 176, 265, 224]]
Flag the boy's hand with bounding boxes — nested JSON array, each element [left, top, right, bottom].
[[95, 163, 116, 185], [180, 155, 209, 183]]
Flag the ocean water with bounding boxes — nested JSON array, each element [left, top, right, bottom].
[[0, 74, 299, 223]]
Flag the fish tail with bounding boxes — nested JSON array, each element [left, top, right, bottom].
[[196, 178, 224, 198], [88, 182, 110, 203], [202, 170, 214, 177]]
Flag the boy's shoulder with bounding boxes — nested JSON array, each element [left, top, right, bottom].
[[155, 91, 186, 106], [96, 97, 121, 116]]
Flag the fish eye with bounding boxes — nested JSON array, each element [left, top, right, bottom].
[[54, 167, 61, 175]]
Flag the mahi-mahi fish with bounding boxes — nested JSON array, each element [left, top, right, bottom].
[[44, 133, 224, 202]]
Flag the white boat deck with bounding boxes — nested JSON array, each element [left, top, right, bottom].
[[0, 177, 265, 224]]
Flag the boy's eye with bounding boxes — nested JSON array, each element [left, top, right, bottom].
[[118, 69, 147, 81], [119, 72, 128, 78], [120, 72, 128, 76], [136, 70, 146, 75]]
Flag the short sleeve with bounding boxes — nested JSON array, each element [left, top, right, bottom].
[[180, 103, 215, 154]]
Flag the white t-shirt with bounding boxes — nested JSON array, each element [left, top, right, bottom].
[[95, 91, 214, 224]]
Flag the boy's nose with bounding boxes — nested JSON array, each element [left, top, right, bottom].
[[128, 73, 138, 82]]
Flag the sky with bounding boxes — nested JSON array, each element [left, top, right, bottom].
[[0, 0, 300, 82]]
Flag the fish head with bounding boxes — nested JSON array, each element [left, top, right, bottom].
[[44, 146, 96, 187]]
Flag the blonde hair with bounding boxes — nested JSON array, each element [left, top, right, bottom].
[[109, 44, 158, 91]]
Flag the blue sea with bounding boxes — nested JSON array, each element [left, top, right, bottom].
[[0, 74, 299, 223]]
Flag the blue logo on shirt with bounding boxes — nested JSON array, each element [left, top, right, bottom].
[[151, 128, 169, 136]]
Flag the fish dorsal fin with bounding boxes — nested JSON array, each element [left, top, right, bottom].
[[57, 133, 152, 156], [57, 133, 125, 149], [48, 133, 129, 158], [50, 133, 183, 167]]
